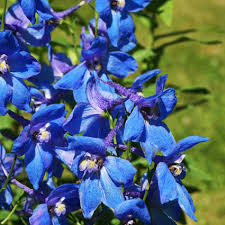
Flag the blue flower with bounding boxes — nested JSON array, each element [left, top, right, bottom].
[[56, 136, 136, 218], [0, 30, 40, 115], [12, 104, 67, 189], [29, 183, 80, 225], [95, 0, 150, 50], [0, 144, 22, 209]]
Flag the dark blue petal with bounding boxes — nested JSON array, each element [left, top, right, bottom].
[[115, 198, 151, 224], [8, 51, 40, 79], [36, 0, 54, 21], [30, 103, 65, 127], [170, 136, 209, 156], [51, 216, 69, 225], [12, 126, 32, 156], [156, 74, 168, 94], [0, 77, 11, 115], [0, 30, 20, 55], [107, 52, 137, 78], [100, 166, 124, 209], [155, 162, 178, 204], [79, 173, 102, 218], [54, 63, 87, 90], [150, 207, 177, 225], [0, 184, 13, 209], [124, 106, 146, 142], [19, 23, 52, 46], [29, 204, 51, 225], [126, 0, 150, 12], [104, 156, 136, 186]]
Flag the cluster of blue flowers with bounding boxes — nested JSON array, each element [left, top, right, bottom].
[[0, 0, 209, 224]]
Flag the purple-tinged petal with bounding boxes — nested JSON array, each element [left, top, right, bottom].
[[29, 204, 51, 225], [5, 3, 30, 30], [100, 166, 124, 210], [106, 52, 137, 78], [104, 156, 136, 186], [79, 173, 102, 219], [115, 198, 151, 224], [18, 0, 36, 24]]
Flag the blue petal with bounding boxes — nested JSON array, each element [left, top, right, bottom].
[[0, 77, 11, 115], [79, 173, 102, 218], [12, 126, 32, 156], [144, 121, 176, 156], [156, 74, 168, 94], [81, 36, 107, 60], [30, 103, 65, 127], [155, 162, 178, 204], [24, 143, 45, 189], [159, 88, 177, 120], [10, 76, 32, 112], [176, 183, 197, 221], [170, 136, 209, 156], [8, 51, 40, 79], [115, 198, 151, 224], [132, 69, 161, 91], [107, 52, 137, 78], [126, 0, 150, 12], [5, 3, 30, 30], [104, 156, 136, 186], [19, 23, 52, 46], [0, 184, 13, 209], [67, 136, 106, 155], [54, 63, 87, 90], [100, 167, 124, 210], [124, 106, 146, 142], [0, 30, 20, 55], [18, 0, 36, 24], [36, 0, 54, 21], [51, 216, 69, 225], [29, 204, 51, 225], [64, 103, 102, 135]]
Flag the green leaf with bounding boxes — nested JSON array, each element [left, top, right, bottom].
[[159, 0, 174, 26], [0, 210, 19, 221], [133, 49, 155, 62]]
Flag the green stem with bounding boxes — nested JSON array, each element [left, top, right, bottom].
[[1, 0, 7, 31], [1, 204, 18, 224], [0, 155, 17, 194]]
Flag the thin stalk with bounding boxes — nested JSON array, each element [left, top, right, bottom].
[[1, 204, 18, 224], [1, 0, 7, 31], [94, 2, 99, 37], [0, 155, 17, 194]]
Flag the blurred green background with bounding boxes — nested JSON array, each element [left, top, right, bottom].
[[0, 0, 225, 224]]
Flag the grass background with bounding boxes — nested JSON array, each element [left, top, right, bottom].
[[0, 0, 224, 224]]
